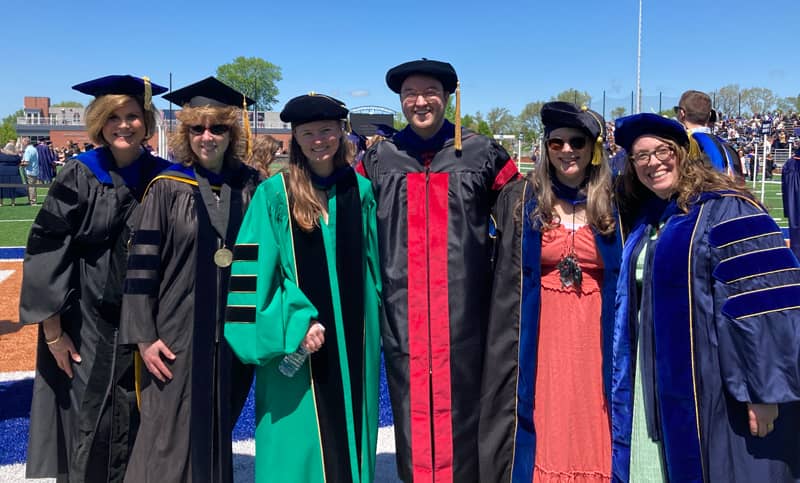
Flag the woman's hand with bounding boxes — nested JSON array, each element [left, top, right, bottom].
[[43, 314, 81, 378], [138, 339, 176, 383], [301, 322, 326, 353], [747, 402, 778, 437]]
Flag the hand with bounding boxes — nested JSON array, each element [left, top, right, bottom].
[[138, 339, 176, 383], [747, 402, 778, 437], [42, 314, 81, 378], [301, 322, 326, 353]]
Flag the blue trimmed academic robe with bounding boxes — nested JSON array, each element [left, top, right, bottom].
[[782, 156, 800, 259], [478, 178, 622, 482], [611, 192, 800, 483]]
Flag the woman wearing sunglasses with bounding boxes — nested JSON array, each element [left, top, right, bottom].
[[20, 74, 170, 483], [224, 93, 381, 483], [480, 101, 621, 482], [119, 76, 261, 483], [610, 113, 800, 483]]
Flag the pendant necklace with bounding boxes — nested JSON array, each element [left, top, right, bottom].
[[557, 203, 583, 288]]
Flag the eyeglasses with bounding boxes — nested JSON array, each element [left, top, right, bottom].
[[546, 136, 588, 151], [188, 124, 230, 135], [631, 145, 674, 166], [400, 88, 444, 103], [673, 106, 684, 115]]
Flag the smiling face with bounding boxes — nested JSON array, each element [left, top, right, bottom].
[[400, 74, 447, 140], [102, 98, 146, 162], [189, 120, 231, 173], [293, 120, 342, 177], [546, 127, 592, 187], [631, 135, 680, 199]]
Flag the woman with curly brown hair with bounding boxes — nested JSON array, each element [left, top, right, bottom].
[[480, 101, 622, 482], [610, 113, 800, 482], [119, 77, 261, 483], [224, 93, 382, 483]]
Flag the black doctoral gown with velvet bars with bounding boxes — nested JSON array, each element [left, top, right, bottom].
[[357, 120, 519, 482], [20, 148, 169, 482], [119, 163, 260, 483]]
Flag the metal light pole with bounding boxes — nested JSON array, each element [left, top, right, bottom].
[[635, 0, 643, 114]]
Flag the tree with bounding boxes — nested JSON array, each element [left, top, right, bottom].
[[486, 107, 515, 137], [216, 56, 282, 110], [741, 87, 776, 115], [553, 89, 592, 108], [0, 109, 22, 143], [52, 101, 84, 108], [712, 84, 740, 118], [517, 101, 544, 146], [610, 107, 626, 120]]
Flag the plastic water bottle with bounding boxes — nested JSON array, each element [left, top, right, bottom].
[[278, 345, 309, 377]]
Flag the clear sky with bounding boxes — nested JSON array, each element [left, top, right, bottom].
[[3, 0, 798, 121]]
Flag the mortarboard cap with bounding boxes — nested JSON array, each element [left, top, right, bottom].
[[72, 75, 167, 98], [614, 113, 690, 153], [542, 101, 606, 165], [373, 123, 398, 137], [385, 59, 458, 94], [163, 76, 254, 108], [280, 93, 348, 127]]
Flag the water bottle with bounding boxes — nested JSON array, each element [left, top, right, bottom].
[[278, 345, 309, 377]]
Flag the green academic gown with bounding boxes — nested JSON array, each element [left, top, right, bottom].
[[224, 169, 382, 483]]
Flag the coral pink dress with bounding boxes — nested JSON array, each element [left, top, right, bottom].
[[533, 223, 611, 482]]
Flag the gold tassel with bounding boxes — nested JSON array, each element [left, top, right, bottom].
[[242, 95, 252, 159], [592, 136, 603, 166], [687, 131, 702, 160], [454, 81, 462, 153], [143, 76, 152, 111]]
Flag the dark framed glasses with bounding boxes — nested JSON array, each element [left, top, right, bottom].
[[546, 136, 588, 151], [631, 145, 674, 166], [188, 124, 230, 135]]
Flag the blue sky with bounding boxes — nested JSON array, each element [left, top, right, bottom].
[[3, 0, 798, 120]]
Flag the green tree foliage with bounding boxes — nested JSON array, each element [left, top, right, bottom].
[[741, 87, 776, 115], [518, 101, 544, 145], [712, 85, 740, 118], [553, 89, 591, 107], [486, 107, 515, 137], [611, 107, 626, 120], [216, 56, 282, 110], [52, 101, 84, 108], [0, 109, 22, 144]]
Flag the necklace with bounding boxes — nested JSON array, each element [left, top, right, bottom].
[[556, 201, 583, 288]]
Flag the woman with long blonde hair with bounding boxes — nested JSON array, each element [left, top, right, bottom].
[[224, 93, 382, 483], [480, 101, 621, 482]]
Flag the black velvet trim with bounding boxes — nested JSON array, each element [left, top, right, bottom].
[[25, 234, 66, 255], [123, 277, 159, 296], [233, 244, 258, 261], [48, 182, 79, 206], [229, 275, 257, 293], [33, 208, 71, 233], [132, 229, 161, 246], [126, 254, 160, 271], [225, 306, 256, 323]]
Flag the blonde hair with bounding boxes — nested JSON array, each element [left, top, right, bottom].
[[170, 105, 245, 168], [529, 142, 616, 236], [287, 125, 351, 232], [84, 94, 157, 146], [620, 136, 757, 213], [246, 135, 280, 178]]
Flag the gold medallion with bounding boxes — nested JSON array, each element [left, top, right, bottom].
[[214, 247, 234, 268]]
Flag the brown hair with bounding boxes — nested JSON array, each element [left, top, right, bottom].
[[246, 135, 280, 178], [286, 124, 351, 231], [84, 94, 157, 146], [619, 136, 758, 214], [529, 143, 616, 236], [170, 105, 244, 168]]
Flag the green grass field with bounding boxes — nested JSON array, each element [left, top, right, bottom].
[[0, 176, 789, 248]]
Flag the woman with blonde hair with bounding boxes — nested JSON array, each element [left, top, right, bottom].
[[480, 101, 621, 482], [119, 76, 260, 483], [224, 93, 382, 482], [611, 113, 800, 482], [246, 134, 281, 178], [19, 75, 170, 482]]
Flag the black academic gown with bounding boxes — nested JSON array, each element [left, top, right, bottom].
[[119, 163, 260, 483], [20, 148, 170, 483]]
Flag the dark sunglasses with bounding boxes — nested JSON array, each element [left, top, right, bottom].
[[188, 124, 230, 135], [546, 136, 588, 151]]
